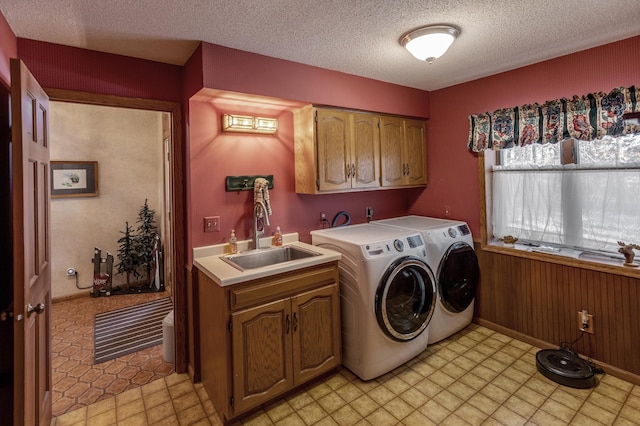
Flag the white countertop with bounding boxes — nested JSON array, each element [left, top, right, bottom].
[[193, 233, 342, 286]]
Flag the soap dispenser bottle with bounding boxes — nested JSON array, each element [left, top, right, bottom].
[[229, 229, 238, 253], [273, 226, 283, 246]]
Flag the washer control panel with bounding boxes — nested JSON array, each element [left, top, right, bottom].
[[362, 234, 424, 258]]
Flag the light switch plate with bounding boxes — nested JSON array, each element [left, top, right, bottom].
[[204, 216, 220, 232]]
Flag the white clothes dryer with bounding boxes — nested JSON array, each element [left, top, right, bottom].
[[311, 223, 436, 381], [372, 216, 479, 344]]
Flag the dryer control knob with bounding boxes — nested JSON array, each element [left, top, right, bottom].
[[448, 228, 458, 238], [393, 239, 404, 252]]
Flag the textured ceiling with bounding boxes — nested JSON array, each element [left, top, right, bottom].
[[1, 0, 639, 91]]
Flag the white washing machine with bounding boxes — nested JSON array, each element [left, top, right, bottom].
[[310, 223, 437, 381], [372, 216, 480, 344]]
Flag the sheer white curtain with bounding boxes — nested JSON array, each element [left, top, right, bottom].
[[493, 166, 640, 252]]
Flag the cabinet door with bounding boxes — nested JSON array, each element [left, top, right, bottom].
[[380, 116, 405, 187], [404, 119, 427, 186], [352, 113, 380, 189], [232, 299, 293, 414], [316, 109, 351, 191], [291, 283, 341, 384]]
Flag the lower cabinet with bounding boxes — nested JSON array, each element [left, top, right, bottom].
[[197, 263, 341, 423]]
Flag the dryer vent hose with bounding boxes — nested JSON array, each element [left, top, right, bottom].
[[332, 211, 351, 227]]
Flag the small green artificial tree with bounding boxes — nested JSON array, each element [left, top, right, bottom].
[[134, 199, 159, 284], [116, 221, 140, 287]]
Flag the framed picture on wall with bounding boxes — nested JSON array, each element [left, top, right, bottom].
[[51, 161, 99, 198]]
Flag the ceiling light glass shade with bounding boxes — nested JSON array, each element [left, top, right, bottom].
[[400, 25, 460, 63]]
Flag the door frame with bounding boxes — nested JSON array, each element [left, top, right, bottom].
[[45, 88, 188, 373]]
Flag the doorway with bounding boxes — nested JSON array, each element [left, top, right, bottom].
[[46, 95, 182, 416]]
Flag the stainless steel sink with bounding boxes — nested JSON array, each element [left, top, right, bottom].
[[221, 245, 321, 271]]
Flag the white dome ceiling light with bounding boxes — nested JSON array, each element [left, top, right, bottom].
[[400, 25, 460, 64]]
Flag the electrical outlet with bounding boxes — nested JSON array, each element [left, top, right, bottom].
[[365, 207, 373, 220], [320, 211, 327, 221], [204, 216, 220, 232], [577, 310, 594, 334], [444, 205, 451, 218]]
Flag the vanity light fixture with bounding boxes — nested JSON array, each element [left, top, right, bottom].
[[400, 24, 460, 64], [222, 114, 278, 134]]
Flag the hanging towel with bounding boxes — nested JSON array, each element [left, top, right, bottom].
[[253, 178, 272, 217]]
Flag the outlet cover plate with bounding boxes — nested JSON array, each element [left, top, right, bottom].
[[577, 311, 594, 334]]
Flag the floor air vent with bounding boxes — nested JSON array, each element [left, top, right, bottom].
[[535, 348, 596, 389]]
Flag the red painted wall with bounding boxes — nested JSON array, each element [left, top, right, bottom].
[[0, 12, 16, 86], [201, 43, 430, 118], [188, 43, 432, 250], [410, 35, 640, 238], [188, 97, 423, 249], [17, 39, 182, 102]]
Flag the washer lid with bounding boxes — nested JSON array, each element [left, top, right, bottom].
[[373, 215, 463, 230], [311, 223, 417, 245]]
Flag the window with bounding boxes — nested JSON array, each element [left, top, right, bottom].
[[492, 133, 640, 254]]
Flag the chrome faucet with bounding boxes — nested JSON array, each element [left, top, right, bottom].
[[253, 201, 271, 250]]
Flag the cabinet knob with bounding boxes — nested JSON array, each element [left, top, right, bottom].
[[293, 313, 298, 332]]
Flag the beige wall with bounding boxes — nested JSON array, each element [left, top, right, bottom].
[[50, 102, 164, 299]]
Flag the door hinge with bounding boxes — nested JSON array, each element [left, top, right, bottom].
[[230, 396, 234, 407], [228, 320, 232, 332], [0, 307, 13, 322]]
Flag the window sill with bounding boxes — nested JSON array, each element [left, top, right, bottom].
[[481, 241, 640, 280]]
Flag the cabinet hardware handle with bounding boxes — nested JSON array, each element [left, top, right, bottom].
[[285, 314, 290, 333], [345, 164, 350, 178], [351, 164, 356, 178], [293, 313, 298, 331]]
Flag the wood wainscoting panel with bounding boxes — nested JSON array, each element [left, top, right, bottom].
[[475, 244, 640, 378]]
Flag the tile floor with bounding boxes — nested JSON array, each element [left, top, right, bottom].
[[52, 323, 640, 425], [52, 291, 175, 417]]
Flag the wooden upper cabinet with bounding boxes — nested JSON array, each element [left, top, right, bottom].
[[294, 105, 426, 193], [316, 109, 351, 191], [380, 117, 427, 187], [404, 119, 428, 186], [380, 116, 404, 187], [351, 113, 380, 189]]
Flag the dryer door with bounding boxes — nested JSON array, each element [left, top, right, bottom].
[[437, 242, 479, 313], [375, 256, 436, 342]]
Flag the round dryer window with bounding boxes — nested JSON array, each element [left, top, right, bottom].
[[375, 257, 436, 341], [438, 242, 479, 313]]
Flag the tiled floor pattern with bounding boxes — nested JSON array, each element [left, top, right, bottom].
[[52, 324, 640, 425], [52, 291, 175, 417]]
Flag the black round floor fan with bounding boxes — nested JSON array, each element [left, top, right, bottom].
[[536, 347, 596, 389]]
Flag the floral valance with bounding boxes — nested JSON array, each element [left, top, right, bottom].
[[468, 86, 640, 152]]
